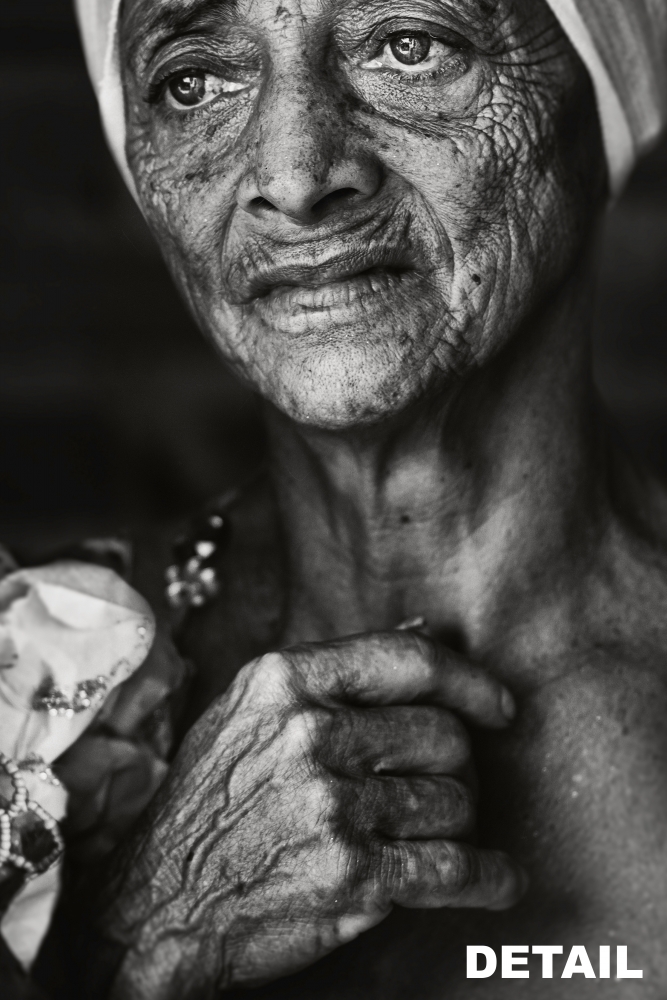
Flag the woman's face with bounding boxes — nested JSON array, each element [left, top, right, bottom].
[[120, 0, 604, 428]]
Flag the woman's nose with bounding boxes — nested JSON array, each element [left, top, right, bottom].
[[237, 72, 382, 226]]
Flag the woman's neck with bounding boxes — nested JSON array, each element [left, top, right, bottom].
[[267, 270, 608, 652]]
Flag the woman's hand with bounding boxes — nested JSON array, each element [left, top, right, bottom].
[[101, 631, 526, 998]]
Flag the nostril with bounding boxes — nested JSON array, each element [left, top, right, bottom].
[[312, 188, 359, 217], [250, 196, 276, 212]]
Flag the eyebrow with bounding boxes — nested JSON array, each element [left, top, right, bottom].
[[146, 0, 238, 36], [340, 0, 501, 50], [125, 0, 501, 69], [125, 0, 239, 68]]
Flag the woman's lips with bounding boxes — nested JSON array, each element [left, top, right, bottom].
[[259, 268, 404, 312], [245, 267, 418, 334]]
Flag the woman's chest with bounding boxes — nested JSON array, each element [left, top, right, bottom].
[[230, 658, 667, 1000], [170, 534, 667, 1000]]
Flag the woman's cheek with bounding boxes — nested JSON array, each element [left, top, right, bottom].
[[127, 128, 233, 291], [127, 93, 251, 218]]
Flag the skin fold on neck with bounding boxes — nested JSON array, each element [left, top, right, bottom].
[[268, 256, 608, 655]]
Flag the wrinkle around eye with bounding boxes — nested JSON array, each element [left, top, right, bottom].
[[336, 0, 502, 56], [164, 72, 250, 111]]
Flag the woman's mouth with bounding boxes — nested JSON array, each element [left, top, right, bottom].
[[258, 267, 407, 313], [244, 266, 421, 335]]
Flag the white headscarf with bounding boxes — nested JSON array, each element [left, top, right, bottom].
[[75, 0, 667, 196]]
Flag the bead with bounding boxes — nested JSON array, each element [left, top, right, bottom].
[[184, 555, 200, 575], [195, 540, 216, 560], [165, 503, 227, 611], [0, 753, 63, 876], [33, 675, 109, 716]]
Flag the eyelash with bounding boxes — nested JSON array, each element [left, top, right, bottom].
[[148, 70, 204, 105], [360, 24, 469, 82], [147, 26, 468, 112]]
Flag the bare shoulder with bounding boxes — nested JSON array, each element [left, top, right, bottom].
[[471, 498, 667, 992]]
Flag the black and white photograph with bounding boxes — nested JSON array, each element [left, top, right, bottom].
[[1, 0, 667, 996]]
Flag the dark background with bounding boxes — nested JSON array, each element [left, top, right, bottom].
[[1, 1, 666, 557]]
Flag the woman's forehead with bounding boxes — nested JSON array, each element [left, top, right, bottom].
[[119, 0, 511, 69], [122, 0, 502, 34]]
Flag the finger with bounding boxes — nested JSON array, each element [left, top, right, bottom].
[[281, 632, 515, 728], [351, 775, 475, 840], [324, 706, 471, 776], [377, 839, 528, 911]]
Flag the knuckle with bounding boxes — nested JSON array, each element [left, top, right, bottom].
[[301, 772, 338, 823], [441, 843, 478, 896], [282, 706, 329, 759], [380, 840, 417, 893], [326, 710, 365, 771], [251, 651, 293, 699], [404, 629, 436, 666], [281, 709, 313, 752], [327, 707, 355, 744], [444, 714, 472, 764], [446, 778, 476, 831], [343, 837, 382, 894], [359, 777, 390, 824]]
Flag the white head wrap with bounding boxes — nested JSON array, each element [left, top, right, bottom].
[[75, 0, 667, 196]]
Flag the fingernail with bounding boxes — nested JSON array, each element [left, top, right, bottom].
[[396, 616, 427, 631], [500, 688, 516, 721]]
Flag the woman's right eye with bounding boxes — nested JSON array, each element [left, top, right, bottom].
[[165, 70, 248, 109]]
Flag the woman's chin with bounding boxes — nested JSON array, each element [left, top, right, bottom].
[[209, 292, 460, 429], [238, 347, 436, 430]]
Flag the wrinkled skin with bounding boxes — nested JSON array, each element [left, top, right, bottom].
[[119, 0, 603, 427], [103, 633, 524, 996], [77, 0, 667, 998]]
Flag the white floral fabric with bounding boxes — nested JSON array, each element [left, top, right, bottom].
[[0, 561, 154, 968]]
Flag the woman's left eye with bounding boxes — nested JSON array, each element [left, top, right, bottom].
[[389, 33, 432, 65], [362, 32, 452, 76], [165, 70, 248, 109]]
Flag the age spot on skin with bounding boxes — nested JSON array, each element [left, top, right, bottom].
[[118, 0, 605, 430]]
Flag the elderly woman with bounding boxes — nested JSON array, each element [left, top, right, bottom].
[[26, 0, 667, 996]]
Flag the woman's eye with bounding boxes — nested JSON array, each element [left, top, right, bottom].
[[362, 31, 456, 76], [165, 70, 247, 109], [389, 33, 431, 66]]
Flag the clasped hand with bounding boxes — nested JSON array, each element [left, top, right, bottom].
[[104, 631, 527, 998]]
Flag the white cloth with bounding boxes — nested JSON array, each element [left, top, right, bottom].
[[546, 0, 667, 191], [0, 561, 155, 968], [75, 0, 667, 196]]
